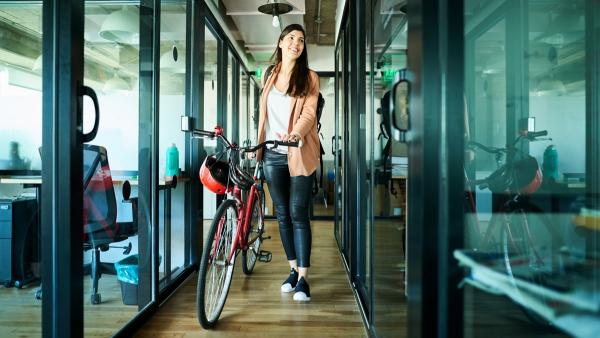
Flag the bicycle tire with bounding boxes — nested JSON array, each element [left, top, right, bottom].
[[242, 190, 264, 275], [197, 199, 238, 329], [500, 202, 562, 329]]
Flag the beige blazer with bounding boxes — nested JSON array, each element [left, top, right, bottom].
[[257, 63, 320, 176]]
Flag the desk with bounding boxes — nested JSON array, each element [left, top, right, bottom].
[[0, 174, 189, 286]]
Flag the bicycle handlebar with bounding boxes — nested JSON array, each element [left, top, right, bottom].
[[523, 130, 548, 140], [187, 126, 298, 152], [191, 129, 216, 138], [468, 129, 549, 155], [467, 141, 504, 154], [242, 140, 299, 153]]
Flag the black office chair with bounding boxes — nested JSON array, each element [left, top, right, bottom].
[[82, 144, 138, 304], [35, 145, 138, 304]]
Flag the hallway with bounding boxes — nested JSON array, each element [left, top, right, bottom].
[[134, 220, 368, 338]]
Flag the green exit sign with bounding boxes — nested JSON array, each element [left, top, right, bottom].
[[383, 69, 397, 82]]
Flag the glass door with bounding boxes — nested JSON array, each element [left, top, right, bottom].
[[461, 0, 596, 337], [334, 39, 343, 249], [81, 2, 150, 334], [371, 0, 408, 335], [0, 2, 43, 336], [158, 1, 188, 288], [202, 22, 219, 234], [311, 75, 335, 218]]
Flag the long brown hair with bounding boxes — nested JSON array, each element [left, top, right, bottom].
[[270, 24, 311, 97]]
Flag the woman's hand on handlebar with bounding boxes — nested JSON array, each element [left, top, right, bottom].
[[276, 132, 301, 143]]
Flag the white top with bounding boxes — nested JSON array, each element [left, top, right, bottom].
[[266, 86, 292, 153]]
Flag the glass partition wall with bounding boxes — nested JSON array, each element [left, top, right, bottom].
[[202, 24, 219, 227], [461, 1, 597, 337], [158, 1, 187, 288], [0, 3, 43, 337], [82, 2, 144, 333], [371, 0, 408, 336], [311, 76, 335, 218]]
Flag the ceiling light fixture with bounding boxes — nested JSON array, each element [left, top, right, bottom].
[[258, 1, 293, 29], [99, 6, 139, 44], [160, 45, 185, 74]]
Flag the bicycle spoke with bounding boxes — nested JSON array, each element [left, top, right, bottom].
[[203, 205, 237, 321]]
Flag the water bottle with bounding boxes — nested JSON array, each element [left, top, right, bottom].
[[542, 145, 558, 180], [165, 143, 179, 177]]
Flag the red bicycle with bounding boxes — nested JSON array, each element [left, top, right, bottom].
[[183, 123, 297, 329]]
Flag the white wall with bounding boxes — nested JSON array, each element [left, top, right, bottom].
[[529, 92, 586, 176], [307, 44, 335, 72]]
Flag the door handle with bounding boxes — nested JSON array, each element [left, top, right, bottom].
[[80, 85, 100, 143]]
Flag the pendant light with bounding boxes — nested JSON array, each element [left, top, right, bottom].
[[258, 1, 293, 29]]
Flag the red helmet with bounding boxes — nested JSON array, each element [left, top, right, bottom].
[[199, 156, 230, 194], [514, 156, 543, 195], [485, 155, 542, 195]]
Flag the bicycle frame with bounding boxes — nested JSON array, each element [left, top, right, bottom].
[[187, 125, 295, 267], [465, 130, 548, 255]]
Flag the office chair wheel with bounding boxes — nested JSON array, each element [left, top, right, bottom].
[[4, 280, 13, 288], [14, 280, 22, 288], [91, 293, 101, 304], [35, 288, 42, 300]]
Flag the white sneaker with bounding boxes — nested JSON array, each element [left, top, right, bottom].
[[280, 268, 298, 293], [293, 277, 311, 301]]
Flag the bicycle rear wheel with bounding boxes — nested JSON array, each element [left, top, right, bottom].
[[197, 199, 238, 329], [242, 189, 264, 275], [501, 204, 562, 328]]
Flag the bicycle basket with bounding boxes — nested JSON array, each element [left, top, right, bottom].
[[513, 155, 542, 195], [199, 155, 231, 194]]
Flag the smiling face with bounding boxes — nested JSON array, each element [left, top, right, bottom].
[[278, 30, 305, 62]]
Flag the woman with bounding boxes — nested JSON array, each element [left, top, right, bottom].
[[257, 24, 320, 302]]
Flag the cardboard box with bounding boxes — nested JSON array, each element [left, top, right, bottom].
[[263, 184, 274, 216], [389, 178, 407, 218]]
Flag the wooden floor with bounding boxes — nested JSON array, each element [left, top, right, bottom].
[[0, 274, 138, 338], [134, 220, 367, 338]]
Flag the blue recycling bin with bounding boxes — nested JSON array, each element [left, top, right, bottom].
[[115, 254, 139, 305]]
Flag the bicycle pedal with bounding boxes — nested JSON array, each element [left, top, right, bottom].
[[260, 235, 272, 241], [257, 250, 272, 262]]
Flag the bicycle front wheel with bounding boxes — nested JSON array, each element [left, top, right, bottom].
[[197, 199, 238, 329], [242, 189, 264, 275], [501, 204, 562, 328]]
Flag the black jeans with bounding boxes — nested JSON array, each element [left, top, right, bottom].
[[263, 149, 313, 268]]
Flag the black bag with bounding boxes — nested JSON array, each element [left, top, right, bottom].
[[263, 65, 326, 196]]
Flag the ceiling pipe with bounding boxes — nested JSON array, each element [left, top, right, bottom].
[[315, 0, 322, 44]]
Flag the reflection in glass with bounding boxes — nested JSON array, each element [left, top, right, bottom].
[[83, 2, 141, 335], [461, 1, 592, 337], [203, 25, 219, 226], [240, 70, 249, 146], [227, 51, 234, 140], [0, 3, 43, 337], [158, 1, 187, 289], [312, 77, 335, 218], [372, 0, 408, 336]]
